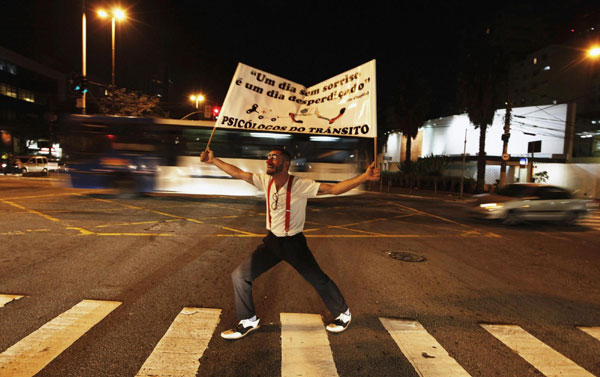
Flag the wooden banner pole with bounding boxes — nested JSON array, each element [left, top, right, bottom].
[[204, 122, 218, 151], [373, 137, 377, 164]]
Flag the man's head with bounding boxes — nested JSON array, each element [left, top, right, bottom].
[[266, 147, 290, 176]]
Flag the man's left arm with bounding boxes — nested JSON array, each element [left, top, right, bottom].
[[317, 162, 380, 196]]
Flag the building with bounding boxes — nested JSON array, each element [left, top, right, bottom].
[[0, 45, 66, 158]]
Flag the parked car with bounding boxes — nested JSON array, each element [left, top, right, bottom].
[[470, 183, 592, 225], [20, 156, 49, 176], [1, 157, 22, 174], [1, 158, 10, 174]]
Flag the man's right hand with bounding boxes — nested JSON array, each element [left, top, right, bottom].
[[200, 148, 214, 163]]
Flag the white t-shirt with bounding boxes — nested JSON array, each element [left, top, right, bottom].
[[252, 174, 320, 237]]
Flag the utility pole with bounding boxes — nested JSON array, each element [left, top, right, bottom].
[[499, 101, 511, 187], [81, 0, 87, 114], [460, 128, 467, 198]]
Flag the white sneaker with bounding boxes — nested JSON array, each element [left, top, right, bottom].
[[326, 312, 351, 333], [221, 318, 261, 340]]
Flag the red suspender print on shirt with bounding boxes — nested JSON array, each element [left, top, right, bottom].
[[267, 175, 294, 235]]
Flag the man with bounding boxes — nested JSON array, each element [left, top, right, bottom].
[[200, 147, 380, 340]]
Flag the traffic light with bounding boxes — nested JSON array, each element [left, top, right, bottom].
[[212, 106, 221, 118], [69, 74, 88, 95]]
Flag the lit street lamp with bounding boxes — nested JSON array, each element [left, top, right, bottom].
[[189, 94, 205, 109], [588, 45, 600, 59], [97, 7, 126, 87]]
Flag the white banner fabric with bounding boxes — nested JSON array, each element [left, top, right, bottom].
[[217, 60, 377, 138]]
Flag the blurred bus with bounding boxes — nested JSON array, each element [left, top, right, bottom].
[[59, 114, 371, 196]]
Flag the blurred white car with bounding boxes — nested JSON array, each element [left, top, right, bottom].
[[470, 183, 592, 225], [21, 156, 48, 176]]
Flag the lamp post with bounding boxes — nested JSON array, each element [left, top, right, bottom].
[[81, 0, 87, 114], [98, 7, 126, 87], [189, 94, 205, 109]]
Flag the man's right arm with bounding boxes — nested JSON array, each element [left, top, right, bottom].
[[200, 148, 254, 185]]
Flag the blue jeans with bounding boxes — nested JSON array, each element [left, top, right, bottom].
[[231, 232, 348, 320]]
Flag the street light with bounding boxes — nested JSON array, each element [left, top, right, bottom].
[[189, 94, 205, 109], [588, 45, 600, 59], [97, 7, 126, 86]]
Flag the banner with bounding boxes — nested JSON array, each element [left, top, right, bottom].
[[218, 60, 377, 138]]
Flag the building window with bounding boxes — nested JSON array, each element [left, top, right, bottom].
[[0, 59, 17, 75], [0, 83, 17, 98], [18, 88, 35, 103]]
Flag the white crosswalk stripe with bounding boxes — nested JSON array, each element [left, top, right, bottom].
[[1, 294, 599, 376], [135, 307, 221, 377], [0, 299, 121, 377], [281, 313, 339, 377], [578, 326, 600, 343], [580, 210, 600, 231], [0, 294, 23, 308], [481, 324, 595, 377], [379, 318, 471, 376]]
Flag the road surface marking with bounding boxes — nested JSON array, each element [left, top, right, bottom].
[[579, 212, 600, 231], [136, 307, 221, 377], [481, 324, 595, 377], [280, 313, 338, 377], [380, 318, 471, 376], [384, 201, 502, 238], [0, 294, 23, 308], [220, 226, 262, 236], [0, 199, 61, 222], [94, 219, 181, 228], [1, 192, 83, 201], [82, 195, 204, 224], [577, 326, 600, 342], [65, 227, 174, 237], [0, 299, 121, 377]]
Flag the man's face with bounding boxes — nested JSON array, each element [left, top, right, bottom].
[[266, 150, 288, 176]]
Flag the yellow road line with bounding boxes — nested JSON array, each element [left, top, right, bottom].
[[0, 294, 24, 308], [481, 324, 595, 377], [135, 308, 221, 377], [281, 313, 338, 377], [0, 200, 61, 222], [380, 318, 471, 377], [82, 195, 204, 224], [384, 201, 501, 238], [97, 232, 173, 237], [65, 227, 173, 237], [1, 192, 83, 201], [95, 219, 181, 228], [220, 226, 262, 236], [0, 299, 121, 377]]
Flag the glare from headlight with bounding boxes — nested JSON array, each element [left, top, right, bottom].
[[1, 163, 6, 168], [480, 202, 503, 209]]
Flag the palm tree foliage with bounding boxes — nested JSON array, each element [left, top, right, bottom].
[[457, 28, 507, 192]]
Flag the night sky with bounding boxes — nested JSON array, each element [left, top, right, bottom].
[[1, 1, 597, 118]]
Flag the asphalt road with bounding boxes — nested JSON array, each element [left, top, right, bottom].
[[0, 176, 599, 377]]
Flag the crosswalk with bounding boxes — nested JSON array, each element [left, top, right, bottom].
[[580, 210, 600, 231], [1, 294, 599, 376]]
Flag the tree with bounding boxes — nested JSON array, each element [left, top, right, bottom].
[[98, 88, 168, 117], [385, 76, 431, 164], [457, 27, 507, 193]]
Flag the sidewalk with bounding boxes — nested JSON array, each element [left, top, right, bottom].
[[364, 183, 474, 203]]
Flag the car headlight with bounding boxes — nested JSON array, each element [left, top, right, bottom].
[[1, 163, 6, 168], [480, 202, 504, 210]]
